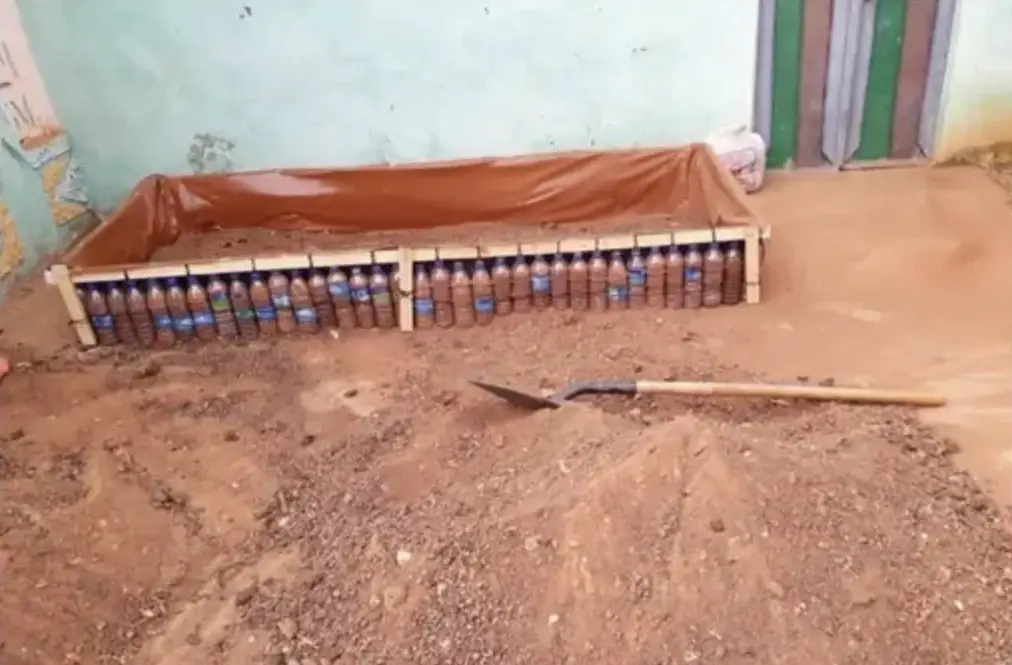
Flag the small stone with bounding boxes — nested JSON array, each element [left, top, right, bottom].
[[767, 581, 785, 599], [709, 518, 726, 533], [396, 550, 412, 566], [300, 434, 317, 447], [277, 617, 298, 640], [818, 377, 835, 387], [343, 388, 359, 398], [524, 536, 541, 552], [383, 585, 407, 609], [224, 430, 240, 442], [9, 428, 25, 441], [548, 613, 560, 626], [234, 581, 258, 606], [133, 360, 162, 380]]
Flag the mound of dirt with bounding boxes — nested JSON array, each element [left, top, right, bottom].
[[241, 401, 1012, 665]]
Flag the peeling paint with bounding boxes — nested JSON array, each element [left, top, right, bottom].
[[187, 133, 235, 174], [0, 197, 24, 279], [41, 152, 87, 224]]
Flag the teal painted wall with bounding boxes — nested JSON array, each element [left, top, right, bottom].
[[17, 0, 761, 213]]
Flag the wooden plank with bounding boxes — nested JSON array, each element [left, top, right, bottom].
[[714, 226, 748, 243], [253, 254, 312, 271], [519, 241, 559, 256], [127, 263, 189, 279], [373, 249, 400, 265], [557, 237, 596, 254], [672, 229, 714, 247], [412, 247, 437, 262], [187, 258, 254, 276], [311, 250, 373, 267], [480, 243, 520, 258], [891, 0, 938, 158], [397, 247, 414, 332], [855, 0, 909, 161], [596, 234, 634, 252], [768, 0, 804, 168], [70, 268, 127, 283], [796, 0, 833, 167], [50, 264, 97, 347], [744, 227, 762, 304], [635, 232, 672, 248], [436, 245, 480, 260]]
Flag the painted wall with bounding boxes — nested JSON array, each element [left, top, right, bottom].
[[16, 0, 760, 213], [934, 0, 1012, 157], [0, 0, 90, 300]]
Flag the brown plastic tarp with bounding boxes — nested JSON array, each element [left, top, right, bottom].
[[63, 143, 758, 269]]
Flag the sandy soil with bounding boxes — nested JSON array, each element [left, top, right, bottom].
[[2, 165, 1012, 665]]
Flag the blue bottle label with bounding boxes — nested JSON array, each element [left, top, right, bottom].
[[685, 267, 702, 283], [352, 287, 371, 303], [153, 313, 173, 330], [174, 315, 195, 331], [272, 294, 292, 309], [474, 296, 495, 314], [295, 307, 318, 323], [414, 298, 435, 315], [91, 314, 114, 330], [193, 311, 215, 326], [328, 282, 350, 299], [210, 293, 231, 312], [235, 308, 255, 320], [531, 275, 551, 294], [256, 306, 277, 321], [607, 286, 629, 302], [629, 270, 646, 286]]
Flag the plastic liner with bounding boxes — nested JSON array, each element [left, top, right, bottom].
[[62, 143, 759, 269]]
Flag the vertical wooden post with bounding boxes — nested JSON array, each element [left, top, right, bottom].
[[49, 264, 97, 347], [397, 247, 414, 332], [744, 227, 762, 305]]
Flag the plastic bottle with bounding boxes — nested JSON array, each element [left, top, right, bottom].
[[327, 268, 356, 330], [268, 271, 297, 334], [491, 257, 513, 315], [126, 280, 155, 346], [229, 274, 259, 340], [431, 260, 453, 328], [550, 253, 569, 310], [166, 277, 195, 341], [588, 251, 608, 312], [107, 282, 137, 345], [370, 266, 396, 329], [569, 252, 589, 311], [390, 266, 401, 327], [530, 255, 551, 311], [347, 267, 373, 329], [309, 269, 336, 328], [702, 243, 725, 308], [627, 249, 647, 309], [207, 274, 238, 339], [606, 252, 629, 310], [666, 246, 685, 309], [451, 261, 475, 328], [413, 264, 435, 328], [683, 245, 704, 309], [146, 279, 176, 347], [512, 255, 532, 313], [85, 285, 118, 346], [249, 272, 278, 336], [187, 276, 217, 341], [290, 271, 320, 333], [472, 260, 495, 326], [722, 243, 745, 305], [645, 247, 666, 308]]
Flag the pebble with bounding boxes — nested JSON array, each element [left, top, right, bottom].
[[548, 613, 560, 626], [133, 360, 162, 380], [278, 617, 298, 640], [396, 549, 413, 566], [524, 536, 541, 552], [383, 585, 407, 609], [709, 518, 726, 533]]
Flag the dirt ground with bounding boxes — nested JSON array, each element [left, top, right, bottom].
[[3, 165, 1012, 665]]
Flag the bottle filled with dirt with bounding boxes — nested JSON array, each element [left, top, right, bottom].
[[249, 272, 277, 336], [569, 252, 588, 311], [606, 251, 629, 310], [451, 261, 475, 328], [645, 247, 666, 308], [627, 249, 647, 309], [530, 255, 551, 311], [491, 257, 512, 315], [413, 264, 435, 328], [327, 268, 356, 330], [125, 280, 154, 346], [471, 260, 495, 326], [683, 245, 704, 309], [85, 285, 118, 346], [207, 274, 238, 339], [511, 255, 532, 314], [146, 279, 176, 347], [348, 267, 375, 329], [431, 260, 454, 328], [166, 277, 195, 341], [370, 266, 396, 329], [722, 242, 745, 305], [390, 266, 401, 327], [665, 246, 685, 309], [308, 270, 336, 328], [702, 243, 725, 308], [290, 271, 320, 334], [588, 251, 608, 311], [268, 271, 297, 334], [229, 274, 259, 340], [550, 253, 569, 310], [187, 276, 217, 341], [107, 282, 138, 345]]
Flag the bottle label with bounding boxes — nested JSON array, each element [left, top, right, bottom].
[[235, 308, 255, 320], [272, 294, 292, 309], [295, 307, 318, 324], [210, 293, 231, 312], [629, 269, 646, 287], [328, 282, 350, 299], [531, 275, 551, 294], [607, 286, 629, 302], [685, 267, 702, 283], [256, 306, 277, 321], [193, 311, 215, 327], [414, 298, 435, 315], [91, 314, 114, 330], [153, 313, 173, 330], [352, 287, 371, 303], [474, 296, 494, 314], [173, 315, 194, 331], [371, 291, 391, 306]]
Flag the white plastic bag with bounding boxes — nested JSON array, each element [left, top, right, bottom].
[[705, 125, 767, 194]]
